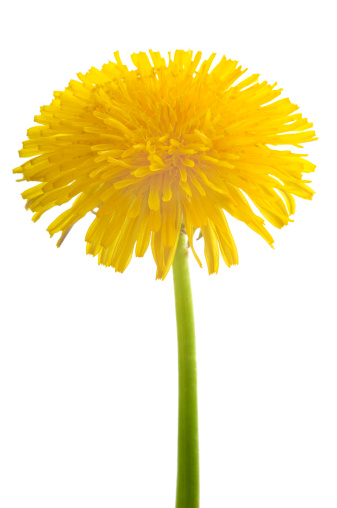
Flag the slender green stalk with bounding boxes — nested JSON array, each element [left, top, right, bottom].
[[172, 232, 199, 508]]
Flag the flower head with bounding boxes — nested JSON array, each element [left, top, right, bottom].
[[14, 50, 316, 279]]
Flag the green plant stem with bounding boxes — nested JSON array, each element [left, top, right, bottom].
[[172, 232, 199, 508]]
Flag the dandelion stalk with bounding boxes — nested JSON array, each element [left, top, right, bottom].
[[173, 232, 199, 508]]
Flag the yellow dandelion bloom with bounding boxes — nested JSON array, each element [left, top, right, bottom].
[[14, 50, 316, 279]]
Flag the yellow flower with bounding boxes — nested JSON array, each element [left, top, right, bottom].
[[14, 50, 316, 279]]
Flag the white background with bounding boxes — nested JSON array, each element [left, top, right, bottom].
[[1, 0, 336, 507]]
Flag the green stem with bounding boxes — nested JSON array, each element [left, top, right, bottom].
[[172, 232, 199, 508]]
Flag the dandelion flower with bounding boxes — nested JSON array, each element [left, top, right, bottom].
[[14, 50, 316, 279], [14, 50, 317, 508]]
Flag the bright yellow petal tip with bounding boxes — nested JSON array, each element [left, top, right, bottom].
[[14, 50, 316, 279]]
